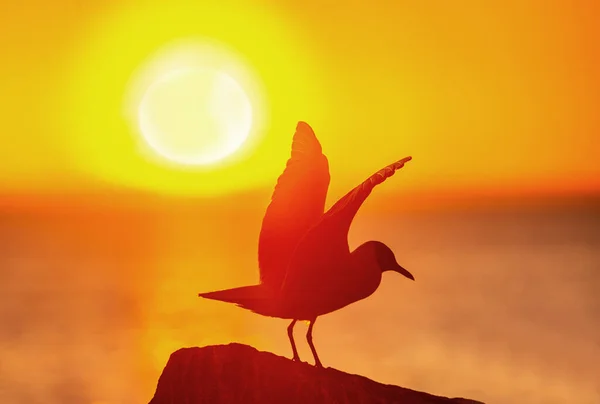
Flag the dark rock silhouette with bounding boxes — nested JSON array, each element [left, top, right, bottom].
[[149, 343, 484, 404]]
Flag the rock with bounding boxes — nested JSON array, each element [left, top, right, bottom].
[[149, 343, 484, 404]]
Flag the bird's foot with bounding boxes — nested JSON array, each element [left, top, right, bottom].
[[314, 360, 324, 368], [292, 355, 301, 362]]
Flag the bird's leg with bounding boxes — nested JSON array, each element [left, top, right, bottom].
[[306, 318, 323, 368], [287, 319, 301, 362]]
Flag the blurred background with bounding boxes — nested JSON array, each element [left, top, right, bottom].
[[1, 1, 598, 403]]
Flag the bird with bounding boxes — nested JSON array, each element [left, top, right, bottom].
[[198, 121, 414, 368]]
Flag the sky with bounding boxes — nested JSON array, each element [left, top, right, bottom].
[[1, 0, 599, 199], [1, 1, 599, 404]]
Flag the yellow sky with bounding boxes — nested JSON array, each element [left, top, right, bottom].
[[1, 0, 599, 199]]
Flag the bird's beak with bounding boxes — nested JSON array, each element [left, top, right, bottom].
[[394, 264, 415, 281]]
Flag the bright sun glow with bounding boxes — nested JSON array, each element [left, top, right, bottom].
[[127, 39, 262, 168], [62, 1, 326, 195], [138, 67, 253, 165]]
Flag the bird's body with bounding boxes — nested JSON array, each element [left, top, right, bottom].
[[279, 242, 385, 320], [202, 253, 381, 320], [199, 122, 414, 367]]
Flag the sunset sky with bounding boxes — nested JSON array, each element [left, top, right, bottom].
[[1, 0, 599, 199], [1, 1, 599, 404]]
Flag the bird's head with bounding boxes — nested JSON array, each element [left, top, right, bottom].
[[356, 241, 415, 281]]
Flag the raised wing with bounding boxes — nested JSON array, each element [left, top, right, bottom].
[[281, 156, 412, 290], [319, 156, 412, 238], [258, 122, 330, 288]]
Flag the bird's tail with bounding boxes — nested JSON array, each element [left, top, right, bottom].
[[198, 285, 279, 317]]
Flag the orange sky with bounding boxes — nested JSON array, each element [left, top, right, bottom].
[[1, 0, 599, 201]]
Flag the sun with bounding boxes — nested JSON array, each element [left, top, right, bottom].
[[138, 67, 253, 166], [128, 39, 260, 167]]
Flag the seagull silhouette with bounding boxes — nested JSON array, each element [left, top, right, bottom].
[[198, 121, 414, 368]]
